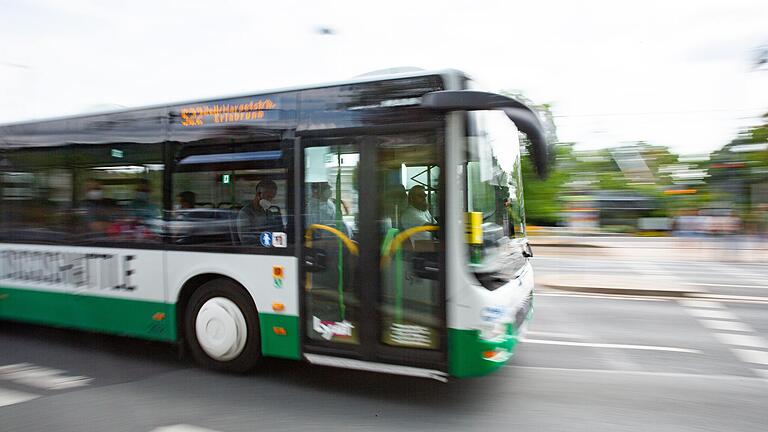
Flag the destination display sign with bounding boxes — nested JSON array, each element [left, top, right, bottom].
[[180, 99, 277, 127]]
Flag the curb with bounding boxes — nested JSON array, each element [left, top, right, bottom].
[[530, 243, 604, 248], [539, 283, 699, 298]]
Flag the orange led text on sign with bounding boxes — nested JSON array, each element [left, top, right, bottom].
[[180, 99, 276, 127]]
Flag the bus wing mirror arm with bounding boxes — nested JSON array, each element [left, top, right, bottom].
[[420, 90, 552, 179], [522, 242, 534, 258]]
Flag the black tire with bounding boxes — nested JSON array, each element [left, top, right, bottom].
[[184, 278, 261, 373]]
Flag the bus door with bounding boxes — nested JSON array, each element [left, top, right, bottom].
[[300, 131, 445, 371]]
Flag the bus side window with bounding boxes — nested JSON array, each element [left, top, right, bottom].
[[73, 144, 164, 244], [0, 147, 74, 244], [170, 140, 291, 249]]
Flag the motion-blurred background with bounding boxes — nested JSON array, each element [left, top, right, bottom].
[[1, 1, 767, 431]]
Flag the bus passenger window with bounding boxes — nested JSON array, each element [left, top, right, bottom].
[[170, 141, 291, 249], [0, 148, 74, 244], [72, 143, 164, 244]]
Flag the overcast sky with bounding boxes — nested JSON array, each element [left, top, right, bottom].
[[1, 0, 766, 155]]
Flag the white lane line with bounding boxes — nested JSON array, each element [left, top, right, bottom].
[[684, 282, 768, 289], [520, 338, 700, 353], [152, 424, 222, 432], [0, 387, 38, 407], [731, 349, 768, 366], [691, 293, 768, 304], [506, 365, 765, 382], [712, 333, 768, 349], [535, 292, 666, 302], [0, 363, 92, 390], [699, 319, 755, 333], [537, 291, 768, 305], [525, 331, 586, 340], [677, 300, 724, 309], [683, 308, 738, 320]]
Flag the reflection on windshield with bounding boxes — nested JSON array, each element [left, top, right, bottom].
[[466, 111, 527, 287]]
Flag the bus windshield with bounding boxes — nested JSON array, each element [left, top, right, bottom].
[[466, 110, 527, 283]]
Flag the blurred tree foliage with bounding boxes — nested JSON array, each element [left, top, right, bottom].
[[508, 88, 767, 227], [520, 143, 571, 225]]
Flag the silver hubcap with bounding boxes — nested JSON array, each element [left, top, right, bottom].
[[195, 297, 247, 361]]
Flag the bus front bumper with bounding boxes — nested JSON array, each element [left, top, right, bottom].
[[448, 292, 533, 378]]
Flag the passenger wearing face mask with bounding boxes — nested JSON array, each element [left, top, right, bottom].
[[237, 180, 284, 245]]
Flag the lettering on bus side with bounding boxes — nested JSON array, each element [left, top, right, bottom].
[[0, 249, 136, 292]]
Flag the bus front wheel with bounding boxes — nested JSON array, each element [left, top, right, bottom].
[[184, 278, 261, 373]]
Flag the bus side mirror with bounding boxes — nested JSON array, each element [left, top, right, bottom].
[[522, 243, 533, 258], [304, 248, 327, 273], [421, 90, 552, 179]]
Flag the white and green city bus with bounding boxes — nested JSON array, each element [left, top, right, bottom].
[[0, 69, 550, 380]]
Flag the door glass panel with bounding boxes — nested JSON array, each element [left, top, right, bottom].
[[304, 144, 360, 345], [378, 133, 441, 349]]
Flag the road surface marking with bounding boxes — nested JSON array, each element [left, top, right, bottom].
[[684, 282, 768, 289], [683, 308, 738, 320], [506, 365, 765, 382], [152, 425, 222, 432], [537, 291, 768, 305], [0, 363, 92, 390], [680, 302, 768, 376], [520, 338, 700, 353], [0, 387, 38, 407], [525, 331, 586, 340], [712, 333, 768, 349], [731, 349, 768, 366], [691, 293, 768, 304], [699, 319, 755, 332], [535, 292, 665, 302], [677, 300, 724, 309]]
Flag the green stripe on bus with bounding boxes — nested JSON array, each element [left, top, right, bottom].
[[448, 325, 519, 378], [259, 313, 300, 360], [0, 286, 176, 342]]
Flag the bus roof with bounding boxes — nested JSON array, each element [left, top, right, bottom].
[[0, 68, 468, 128]]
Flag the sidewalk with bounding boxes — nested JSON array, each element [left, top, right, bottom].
[[531, 235, 768, 301], [536, 273, 699, 298], [530, 235, 768, 263], [537, 272, 768, 303]]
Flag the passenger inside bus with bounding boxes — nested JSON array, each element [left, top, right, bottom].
[[307, 182, 336, 227], [237, 180, 284, 244], [176, 191, 196, 209], [81, 178, 117, 232], [128, 178, 159, 223]]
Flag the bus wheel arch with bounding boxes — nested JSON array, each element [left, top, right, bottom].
[[178, 273, 261, 373]]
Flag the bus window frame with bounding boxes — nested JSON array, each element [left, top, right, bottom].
[[164, 134, 298, 256]]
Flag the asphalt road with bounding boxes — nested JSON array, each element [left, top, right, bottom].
[[1, 251, 767, 432]]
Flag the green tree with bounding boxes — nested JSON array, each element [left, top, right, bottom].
[[521, 143, 572, 225]]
